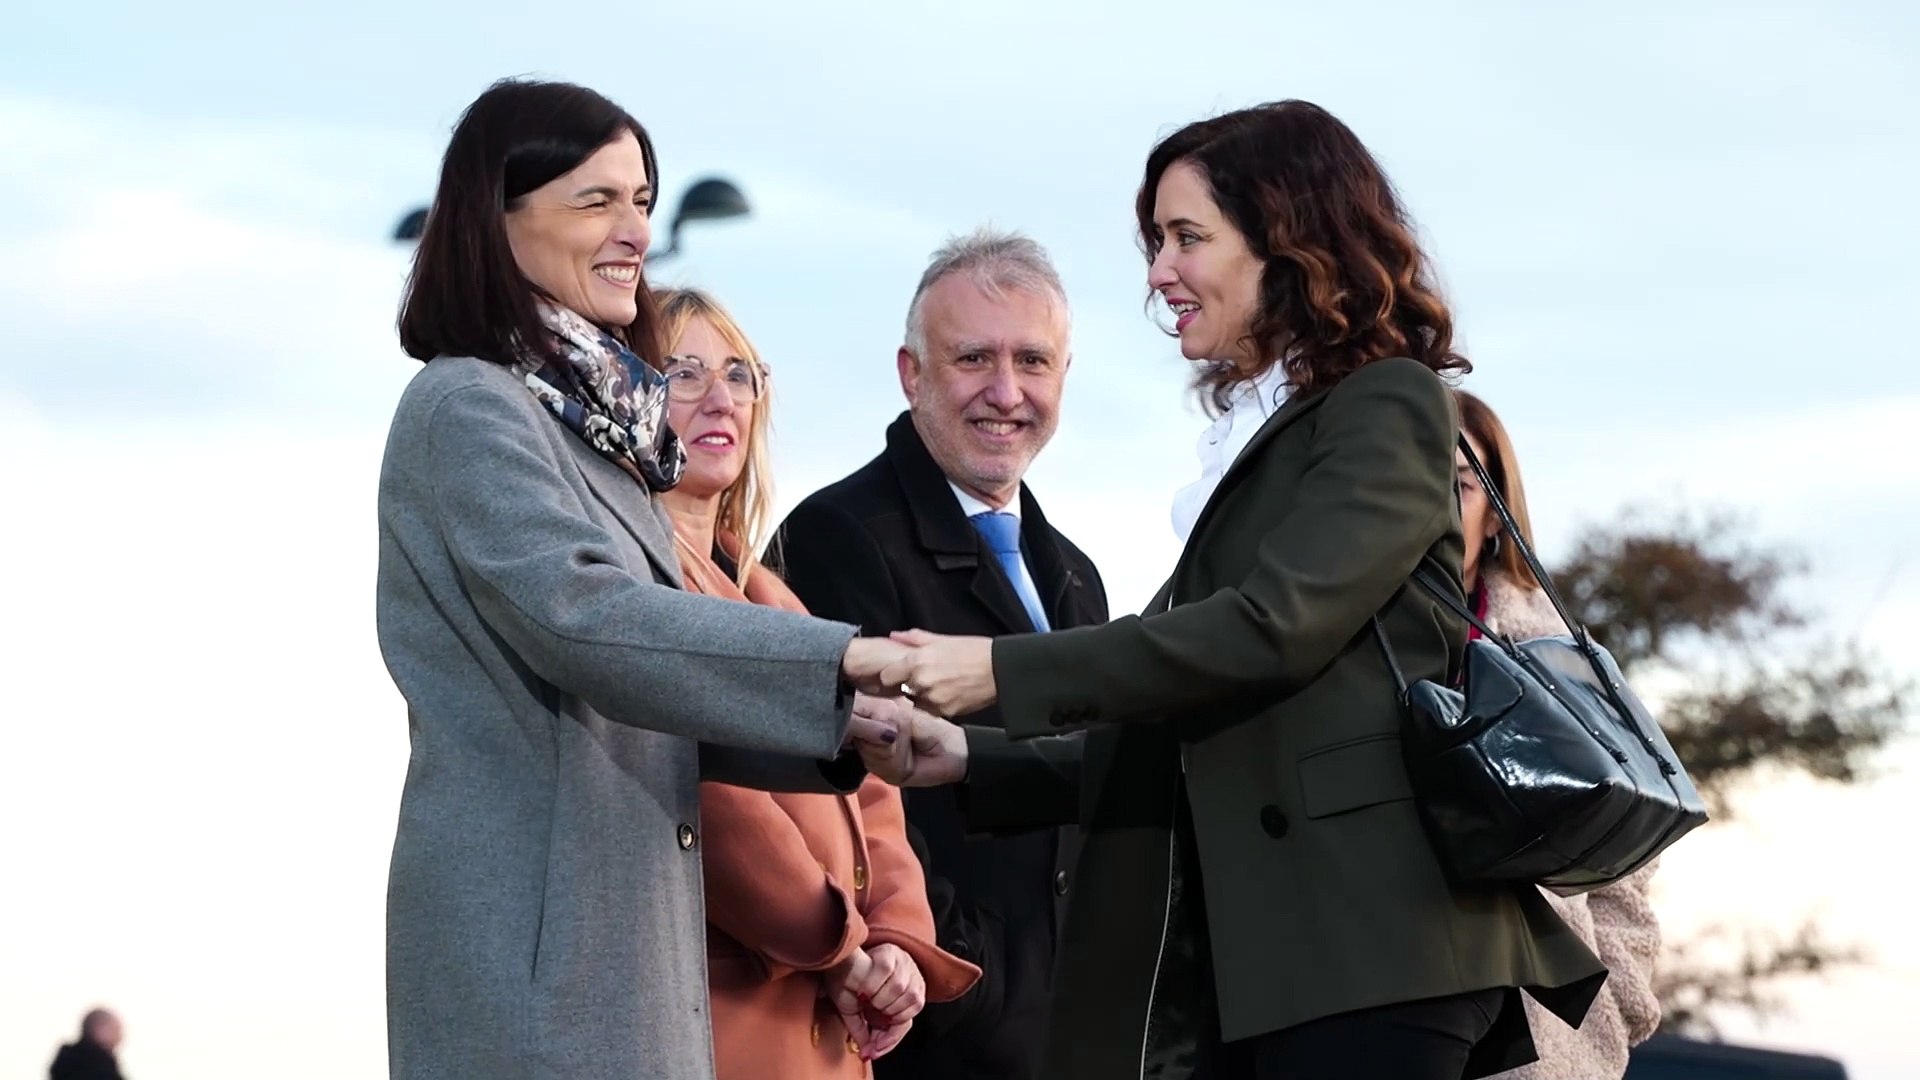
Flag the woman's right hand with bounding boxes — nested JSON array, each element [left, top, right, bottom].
[[824, 944, 925, 1060], [841, 637, 913, 695]]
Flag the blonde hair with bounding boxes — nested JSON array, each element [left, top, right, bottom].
[[651, 287, 775, 588]]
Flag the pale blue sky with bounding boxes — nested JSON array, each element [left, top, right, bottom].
[[3, 2, 1916, 1077]]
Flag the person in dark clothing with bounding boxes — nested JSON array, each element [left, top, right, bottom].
[[50, 1008, 125, 1080], [776, 227, 1108, 1080]]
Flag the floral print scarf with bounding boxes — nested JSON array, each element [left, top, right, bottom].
[[517, 302, 685, 492]]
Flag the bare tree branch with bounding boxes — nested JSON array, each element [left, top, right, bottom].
[[1546, 505, 1907, 1035]]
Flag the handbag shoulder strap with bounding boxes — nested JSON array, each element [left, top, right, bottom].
[[1375, 434, 1599, 693], [1372, 559, 1495, 696], [1371, 617, 1410, 695], [1457, 434, 1586, 640]]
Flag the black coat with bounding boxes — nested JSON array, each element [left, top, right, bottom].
[[775, 413, 1108, 1080], [49, 1040, 123, 1080]]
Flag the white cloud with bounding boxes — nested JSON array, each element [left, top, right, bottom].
[[0, 92, 423, 428]]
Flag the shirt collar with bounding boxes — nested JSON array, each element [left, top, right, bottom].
[[949, 481, 1019, 521], [1234, 361, 1292, 419]]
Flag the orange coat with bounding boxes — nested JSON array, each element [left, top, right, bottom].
[[675, 526, 980, 1080]]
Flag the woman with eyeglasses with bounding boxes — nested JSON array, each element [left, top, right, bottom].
[[652, 288, 979, 1080]]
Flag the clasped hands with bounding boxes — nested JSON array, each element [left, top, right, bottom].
[[822, 942, 925, 1061], [838, 631, 996, 787]]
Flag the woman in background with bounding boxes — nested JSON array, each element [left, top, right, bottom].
[[653, 287, 979, 1078], [1456, 390, 1663, 1080]]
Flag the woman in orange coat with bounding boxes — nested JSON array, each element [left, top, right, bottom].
[[653, 287, 979, 1077]]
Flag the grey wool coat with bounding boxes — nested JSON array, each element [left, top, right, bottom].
[[376, 356, 863, 1080]]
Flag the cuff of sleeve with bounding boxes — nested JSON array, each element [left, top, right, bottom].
[[995, 633, 1094, 738], [956, 727, 1016, 832], [862, 928, 983, 1004], [818, 749, 867, 793]]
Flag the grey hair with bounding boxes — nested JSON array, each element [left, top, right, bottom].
[[903, 227, 1070, 358]]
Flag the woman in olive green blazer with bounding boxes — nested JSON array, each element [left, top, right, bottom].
[[871, 101, 1608, 1080]]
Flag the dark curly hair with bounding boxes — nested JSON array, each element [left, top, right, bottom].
[[1137, 100, 1470, 407]]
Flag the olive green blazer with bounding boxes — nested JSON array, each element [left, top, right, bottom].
[[989, 358, 1606, 1076]]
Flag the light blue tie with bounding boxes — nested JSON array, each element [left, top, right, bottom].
[[970, 511, 1052, 632]]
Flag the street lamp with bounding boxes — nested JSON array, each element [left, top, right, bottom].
[[392, 175, 752, 262], [652, 177, 751, 260]]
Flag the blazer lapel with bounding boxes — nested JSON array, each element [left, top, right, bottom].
[[571, 448, 685, 588], [969, 564, 1037, 635]]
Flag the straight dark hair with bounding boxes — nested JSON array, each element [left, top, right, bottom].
[[398, 78, 666, 370], [1137, 100, 1470, 407]]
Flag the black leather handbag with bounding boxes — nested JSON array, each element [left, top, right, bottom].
[[1372, 437, 1708, 896]]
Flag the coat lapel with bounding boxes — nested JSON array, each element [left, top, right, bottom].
[[571, 448, 685, 588], [885, 413, 1045, 635], [1019, 488, 1097, 630]]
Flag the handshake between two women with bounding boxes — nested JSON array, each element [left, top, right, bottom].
[[838, 630, 995, 788]]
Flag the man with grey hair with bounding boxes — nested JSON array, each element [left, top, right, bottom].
[[777, 227, 1108, 1080]]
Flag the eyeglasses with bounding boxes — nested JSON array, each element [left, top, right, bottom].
[[661, 355, 768, 405]]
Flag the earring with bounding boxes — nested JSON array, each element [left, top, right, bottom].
[[1485, 533, 1503, 562]]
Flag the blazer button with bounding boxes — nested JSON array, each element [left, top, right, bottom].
[[1259, 805, 1289, 839], [1054, 870, 1069, 896], [677, 822, 697, 850]]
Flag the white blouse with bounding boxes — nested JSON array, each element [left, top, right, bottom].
[[1169, 363, 1293, 544]]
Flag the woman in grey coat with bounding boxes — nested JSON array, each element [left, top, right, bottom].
[[377, 78, 906, 1080]]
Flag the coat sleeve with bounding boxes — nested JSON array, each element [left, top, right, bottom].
[[958, 726, 1083, 833], [1589, 860, 1664, 1045], [994, 358, 1458, 738], [699, 743, 868, 794], [420, 381, 856, 758], [854, 777, 982, 1003], [699, 782, 867, 981]]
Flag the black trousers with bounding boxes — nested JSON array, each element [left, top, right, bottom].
[[1200, 987, 1507, 1080], [1168, 791, 1507, 1080]]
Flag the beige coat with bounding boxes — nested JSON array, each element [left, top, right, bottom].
[[1482, 572, 1664, 1080]]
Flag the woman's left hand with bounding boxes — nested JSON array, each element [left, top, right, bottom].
[[861, 942, 926, 1024], [881, 630, 997, 717], [823, 943, 926, 1060]]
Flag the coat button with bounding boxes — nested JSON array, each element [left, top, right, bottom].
[[1054, 870, 1069, 896], [1259, 805, 1289, 839], [677, 823, 697, 850]]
